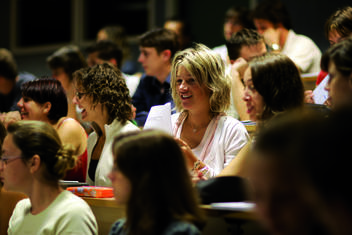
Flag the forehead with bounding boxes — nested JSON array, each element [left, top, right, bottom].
[[243, 67, 252, 82], [240, 42, 267, 61], [2, 134, 20, 154], [139, 46, 157, 54], [176, 65, 191, 76]]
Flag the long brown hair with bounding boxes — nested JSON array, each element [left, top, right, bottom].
[[112, 130, 205, 235]]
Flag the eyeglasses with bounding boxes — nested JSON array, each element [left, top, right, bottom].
[[75, 91, 87, 100], [0, 155, 23, 166]]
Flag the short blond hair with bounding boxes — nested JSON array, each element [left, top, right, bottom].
[[171, 43, 230, 115]]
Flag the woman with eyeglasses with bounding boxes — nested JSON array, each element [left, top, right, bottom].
[[16, 77, 88, 182], [1, 120, 98, 234], [0, 120, 27, 235], [73, 63, 139, 186]]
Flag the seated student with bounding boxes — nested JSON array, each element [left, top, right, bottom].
[[226, 28, 267, 120], [132, 28, 179, 126], [305, 6, 352, 104], [108, 130, 205, 235], [252, 0, 322, 73], [248, 109, 331, 235], [47, 45, 91, 133], [16, 78, 88, 182], [318, 38, 352, 110], [219, 53, 305, 177], [73, 63, 139, 186], [170, 43, 249, 178], [85, 40, 140, 96], [0, 48, 35, 123], [2, 121, 97, 234], [164, 16, 193, 50], [213, 6, 255, 67], [0, 120, 27, 235], [97, 25, 140, 75]]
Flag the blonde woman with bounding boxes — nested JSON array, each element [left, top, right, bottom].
[[171, 44, 249, 178]]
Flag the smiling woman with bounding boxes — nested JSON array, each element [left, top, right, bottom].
[[17, 78, 88, 182], [170, 43, 249, 179], [72, 63, 139, 186]]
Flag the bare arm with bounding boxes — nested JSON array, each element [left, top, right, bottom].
[[217, 141, 251, 178], [230, 58, 250, 121]]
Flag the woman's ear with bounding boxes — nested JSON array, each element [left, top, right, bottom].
[[42, 102, 52, 115], [28, 154, 41, 174]]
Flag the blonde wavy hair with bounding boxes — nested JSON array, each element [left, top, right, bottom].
[[171, 43, 231, 115]]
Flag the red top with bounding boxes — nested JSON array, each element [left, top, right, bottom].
[[316, 70, 329, 86]]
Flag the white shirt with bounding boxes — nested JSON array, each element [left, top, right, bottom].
[[172, 113, 249, 177], [282, 30, 322, 73], [86, 119, 140, 186], [8, 190, 98, 235], [123, 73, 140, 97]]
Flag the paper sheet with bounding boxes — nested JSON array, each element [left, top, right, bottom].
[[144, 102, 172, 135], [210, 202, 256, 211], [313, 75, 329, 104]]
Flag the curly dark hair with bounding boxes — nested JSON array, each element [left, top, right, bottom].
[[73, 63, 132, 124]]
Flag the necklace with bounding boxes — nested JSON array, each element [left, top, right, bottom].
[[188, 119, 198, 133]]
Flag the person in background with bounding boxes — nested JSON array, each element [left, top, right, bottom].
[[248, 109, 331, 235], [97, 25, 140, 75], [108, 130, 205, 235], [219, 53, 305, 177], [0, 120, 27, 235], [73, 63, 139, 186], [226, 28, 267, 120], [320, 38, 352, 109], [164, 16, 193, 50], [2, 120, 97, 234], [17, 78, 88, 182], [47, 45, 90, 131], [213, 6, 254, 67], [85, 40, 140, 97], [305, 6, 352, 104], [132, 28, 179, 126], [0, 48, 35, 123], [171, 43, 249, 178], [252, 0, 322, 73]]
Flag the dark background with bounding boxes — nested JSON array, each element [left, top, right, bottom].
[[0, 0, 350, 77]]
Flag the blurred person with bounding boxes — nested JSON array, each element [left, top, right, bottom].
[[320, 38, 352, 109], [170, 43, 249, 178], [132, 28, 179, 126], [226, 28, 267, 120], [305, 6, 352, 103], [73, 63, 139, 186], [2, 121, 97, 234], [0, 48, 35, 121], [108, 130, 205, 235], [252, 0, 322, 73], [248, 109, 330, 235], [164, 16, 193, 50], [97, 25, 140, 75], [213, 6, 255, 66], [47, 45, 89, 132], [17, 78, 88, 182], [85, 40, 140, 96]]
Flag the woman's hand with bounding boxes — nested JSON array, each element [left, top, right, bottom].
[[304, 90, 315, 104], [0, 111, 21, 128], [175, 138, 198, 169]]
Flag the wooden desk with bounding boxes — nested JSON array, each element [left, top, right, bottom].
[[83, 197, 258, 235], [83, 197, 125, 235]]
